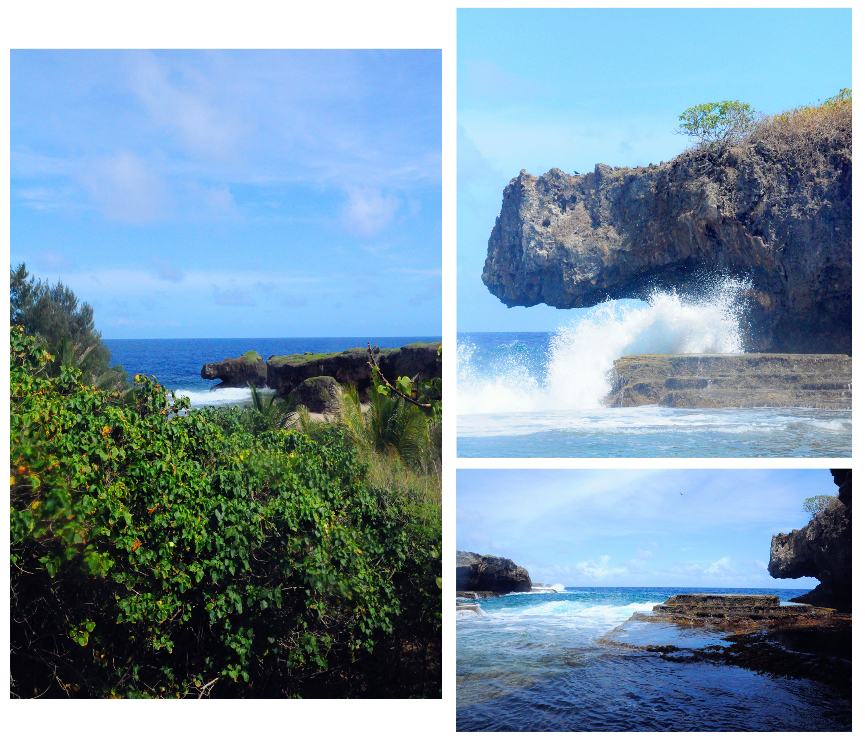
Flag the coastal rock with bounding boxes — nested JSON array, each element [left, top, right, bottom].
[[604, 353, 852, 409], [292, 376, 342, 415], [266, 342, 441, 398], [456, 550, 532, 594], [768, 469, 851, 612], [201, 351, 268, 387], [482, 134, 851, 354], [652, 593, 832, 623]]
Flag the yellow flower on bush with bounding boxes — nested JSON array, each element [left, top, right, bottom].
[[101, 425, 111, 437]]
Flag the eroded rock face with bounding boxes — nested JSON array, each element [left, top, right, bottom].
[[456, 550, 532, 594], [266, 342, 441, 398], [482, 138, 851, 353], [768, 470, 852, 611], [201, 352, 268, 387]]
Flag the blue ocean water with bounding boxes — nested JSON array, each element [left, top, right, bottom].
[[457, 328, 852, 458], [456, 587, 851, 732], [104, 336, 441, 408]]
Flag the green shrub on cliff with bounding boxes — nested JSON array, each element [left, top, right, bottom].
[[677, 100, 756, 148], [803, 494, 837, 519], [10, 326, 441, 698]]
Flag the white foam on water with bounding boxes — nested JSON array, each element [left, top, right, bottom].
[[458, 275, 750, 415]]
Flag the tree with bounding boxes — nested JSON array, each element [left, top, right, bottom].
[[677, 100, 756, 149], [10, 263, 127, 390], [803, 494, 836, 519]]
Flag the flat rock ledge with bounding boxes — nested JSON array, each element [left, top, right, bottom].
[[651, 593, 833, 625], [604, 353, 851, 409]]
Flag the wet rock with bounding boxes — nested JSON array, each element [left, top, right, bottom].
[[652, 593, 833, 623], [201, 351, 268, 387], [482, 134, 851, 354], [604, 353, 851, 408], [456, 550, 532, 594], [769, 470, 852, 612]]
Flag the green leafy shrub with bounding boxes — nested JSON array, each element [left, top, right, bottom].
[[10, 326, 440, 698], [677, 100, 756, 149], [802, 494, 837, 519]]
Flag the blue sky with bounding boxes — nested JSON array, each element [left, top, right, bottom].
[[11, 49, 441, 339], [456, 469, 837, 589], [458, 8, 852, 331]]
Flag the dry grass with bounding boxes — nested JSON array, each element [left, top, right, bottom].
[[747, 89, 851, 168]]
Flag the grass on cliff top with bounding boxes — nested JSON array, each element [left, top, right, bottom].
[[748, 88, 851, 162], [240, 350, 261, 363], [269, 348, 371, 366]]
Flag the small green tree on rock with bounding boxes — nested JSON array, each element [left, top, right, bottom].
[[677, 100, 756, 149], [803, 494, 836, 519]]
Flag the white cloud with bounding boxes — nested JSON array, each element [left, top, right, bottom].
[[574, 555, 628, 580], [127, 52, 243, 159], [85, 151, 167, 224], [341, 187, 399, 236], [705, 556, 732, 575]]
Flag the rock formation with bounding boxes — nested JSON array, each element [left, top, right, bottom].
[[291, 376, 342, 415], [652, 594, 832, 624], [201, 351, 267, 387], [482, 136, 851, 353], [604, 353, 851, 409], [456, 550, 532, 594], [266, 342, 441, 398], [768, 469, 851, 611]]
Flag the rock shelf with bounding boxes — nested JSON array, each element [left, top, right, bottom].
[[603, 353, 851, 409]]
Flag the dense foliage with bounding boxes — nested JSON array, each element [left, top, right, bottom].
[[10, 263, 127, 391], [10, 326, 441, 698]]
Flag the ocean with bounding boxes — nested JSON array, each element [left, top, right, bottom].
[[456, 587, 851, 732], [103, 336, 441, 408], [457, 285, 851, 457]]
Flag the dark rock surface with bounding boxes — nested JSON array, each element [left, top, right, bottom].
[[266, 342, 441, 398], [768, 469, 851, 612], [652, 594, 833, 623], [482, 136, 851, 353], [456, 590, 502, 599], [292, 376, 343, 415], [201, 351, 268, 387], [456, 551, 532, 594], [604, 353, 851, 409]]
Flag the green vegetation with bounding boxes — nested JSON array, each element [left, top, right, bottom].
[[10, 322, 441, 698], [677, 89, 851, 159], [10, 263, 127, 391], [240, 351, 262, 364], [803, 494, 837, 520], [677, 100, 756, 148]]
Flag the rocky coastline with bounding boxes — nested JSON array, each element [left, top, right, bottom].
[[200, 342, 441, 408], [769, 469, 851, 611], [604, 353, 851, 409], [482, 130, 851, 354], [602, 593, 850, 692], [456, 550, 532, 594]]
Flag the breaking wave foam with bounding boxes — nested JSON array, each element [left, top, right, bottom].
[[459, 276, 750, 415]]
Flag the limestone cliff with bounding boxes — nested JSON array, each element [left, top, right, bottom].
[[456, 551, 532, 594], [201, 351, 268, 387], [482, 133, 851, 354], [768, 469, 851, 611]]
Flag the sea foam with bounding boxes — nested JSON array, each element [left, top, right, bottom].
[[458, 275, 749, 415]]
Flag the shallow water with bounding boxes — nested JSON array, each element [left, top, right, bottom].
[[456, 587, 851, 731]]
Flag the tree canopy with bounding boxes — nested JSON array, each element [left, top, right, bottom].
[[676, 100, 756, 149], [10, 263, 126, 390]]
